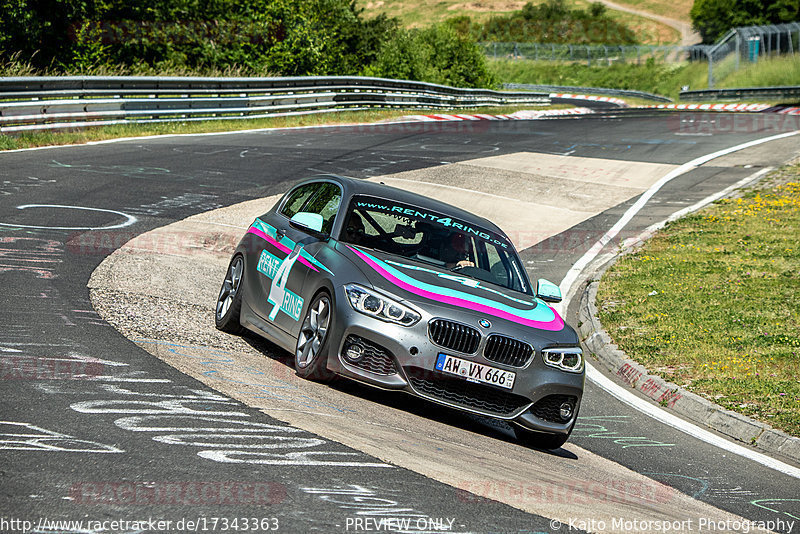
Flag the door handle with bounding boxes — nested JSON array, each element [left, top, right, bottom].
[[276, 228, 287, 239]]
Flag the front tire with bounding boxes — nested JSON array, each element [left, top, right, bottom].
[[215, 255, 244, 334], [295, 292, 336, 381], [513, 426, 571, 450]]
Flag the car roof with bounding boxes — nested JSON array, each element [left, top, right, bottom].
[[298, 174, 508, 237]]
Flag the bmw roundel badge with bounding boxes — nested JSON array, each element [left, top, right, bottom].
[[479, 319, 491, 329]]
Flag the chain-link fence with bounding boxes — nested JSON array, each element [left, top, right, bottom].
[[484, 23, 800, 88], [688, 22, 800, 87], [481, 42, 692, 65]]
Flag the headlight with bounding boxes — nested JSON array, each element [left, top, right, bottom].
[[542, 348, 584, 373], [345, 284, 421, 326]]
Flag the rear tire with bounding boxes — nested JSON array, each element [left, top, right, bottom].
[[295, 292, 336, 382], [215, 255, 245, 334]]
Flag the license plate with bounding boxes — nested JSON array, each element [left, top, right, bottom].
[[435, 353, 516, 390]]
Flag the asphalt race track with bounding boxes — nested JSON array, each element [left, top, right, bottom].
[[1, 110, 799, 534]]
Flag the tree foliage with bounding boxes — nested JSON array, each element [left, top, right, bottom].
[[690, 0, 800, 43], [0, 0, 494, 87], [365, 24, 497, 88]]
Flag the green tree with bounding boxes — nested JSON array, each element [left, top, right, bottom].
[[1, 0, 496, 87], [366, 24, 496, 88], [463, 0, 637, 44], [691, 0, 800, 43]]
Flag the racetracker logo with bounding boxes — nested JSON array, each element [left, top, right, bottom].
[[1, 356, 105, 380], [69, 481, 286, 505], [455, 479, 676, 505], [66, 231, 240, 256], [293, 120, 493, 136], [667, 112, 800, 135]]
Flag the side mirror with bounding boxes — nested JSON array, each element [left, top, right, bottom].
[[290, 212, 323, 232], [536, 278, 562, 303], [289, 212, 328, 239]]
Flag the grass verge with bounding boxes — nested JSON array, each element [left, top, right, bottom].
[[0, 104, 569, 151], [597, 162, 800, 437], [490, 58, 703, 99], [490, 55, 800, 100], [721, 55, 800, 89]]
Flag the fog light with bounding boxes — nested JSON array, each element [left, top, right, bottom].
[[559, 402, 574, 421], [344, 342, 364, 363]]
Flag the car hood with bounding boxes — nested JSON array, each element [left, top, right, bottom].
[[336, 243, 566, 333]]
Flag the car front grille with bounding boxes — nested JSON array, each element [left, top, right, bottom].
[[341, 335, 397, 376], [531, 395, 578, 423], [428, 319, 480, 354], [404, 366, 530, 417], [483, 335, 533, 367]]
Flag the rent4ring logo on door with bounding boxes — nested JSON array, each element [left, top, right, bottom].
[[257, 248, 304, 321]]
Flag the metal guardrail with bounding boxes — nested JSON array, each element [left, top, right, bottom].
[[0, 75, 550, 133], [680, 86, 800, 101], [503, 83, 671, 102]]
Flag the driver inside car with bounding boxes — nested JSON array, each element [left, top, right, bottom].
[[344, 212, 375, 249], [442, 233, 475, 269]]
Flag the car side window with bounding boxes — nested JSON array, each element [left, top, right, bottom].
[[303, 183, 342, 234], [485, 244, 510, 287], [280, 183, 319, 219]]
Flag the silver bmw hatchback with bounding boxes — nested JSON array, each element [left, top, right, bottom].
[[216, 175, 585, 449]]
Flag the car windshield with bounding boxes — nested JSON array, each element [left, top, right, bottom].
[[339, 195, 530, 294]]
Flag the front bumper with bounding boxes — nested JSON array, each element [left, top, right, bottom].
[[326, 286, 585, 435]]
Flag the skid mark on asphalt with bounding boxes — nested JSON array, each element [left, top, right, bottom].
[[0, 236, 62, 279], [642, 473, 709, 499], [0, 175, 57, 197], [124, 192, 222, 217]]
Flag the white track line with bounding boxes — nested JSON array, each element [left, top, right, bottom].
[[559, 130, 800, 300], [559, 129, 800, 479], [633, 166, 772, 243], [587, 366, 800, 479]]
